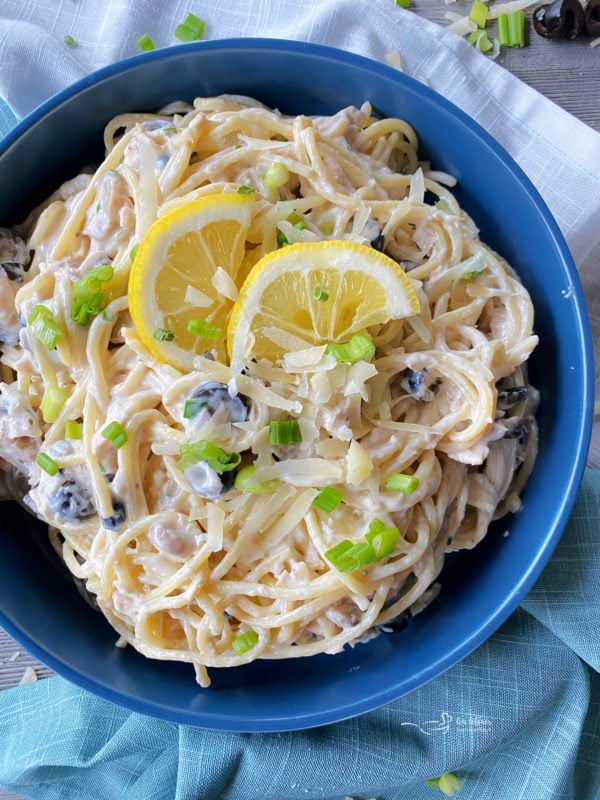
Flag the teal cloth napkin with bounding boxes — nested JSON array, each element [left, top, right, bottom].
[[0, 469, 598, 800]]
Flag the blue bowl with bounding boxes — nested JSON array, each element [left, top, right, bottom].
[[0, 38, 593, 731]]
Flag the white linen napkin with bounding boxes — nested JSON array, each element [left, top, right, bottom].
[[1, 0, 599, 457]]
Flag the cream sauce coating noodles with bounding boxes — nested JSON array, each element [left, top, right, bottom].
[[0, 96, 538, 686]]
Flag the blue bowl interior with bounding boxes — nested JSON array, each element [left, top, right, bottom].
[[0, 39, 593, 731]]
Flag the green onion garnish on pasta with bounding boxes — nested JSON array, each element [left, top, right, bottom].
[[263, 161, 289, 190], [365, 519, 400, 559], [268, 420, 303, 446], [70, 264, 114, 325], [101, 421, 128, 449], [462, 268, 486, 280], [286, 211, 306, 230], [129, 244, 139, 261], [325, 519, 399, 571], [326, 540, 376, 572], [323, 539, 353, 567], [312, 486, 343, 512], [28, 305, 63, 350], [326, 333, 376, 365], [232, 629, 259, 655], [313, 284, 329, 302], [237, 185, 255, 194], [40, 386, 69, 424], [385, 472, 419, 493], [178, 440, 241, 473], [234, 465, 280, 494], [64, 421, 83, 440], [153, 328, 176, 342], [36, 452, 60, 476], [183, 398, 206, 419], [187, 318, 221, 340]]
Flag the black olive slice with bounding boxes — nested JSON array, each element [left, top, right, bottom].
[[533, 0, 585, 39]]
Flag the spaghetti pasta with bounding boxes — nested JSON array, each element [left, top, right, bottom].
[[0, 96, 538, 686]]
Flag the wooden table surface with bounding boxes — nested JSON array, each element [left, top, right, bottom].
[[0, 7, 598, 798]]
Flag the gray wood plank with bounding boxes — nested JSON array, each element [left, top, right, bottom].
[[415, 0, 600, 132]]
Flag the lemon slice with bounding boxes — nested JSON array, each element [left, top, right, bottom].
[[128, 193, 253, 370], [227, 240, 420, 366]]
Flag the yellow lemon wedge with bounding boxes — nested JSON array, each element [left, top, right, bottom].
[[227, 240, 420, 367], [128, 193, 253, 370]]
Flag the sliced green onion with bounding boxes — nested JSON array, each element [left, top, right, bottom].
[[286, 211, 306, 230], [163, 126, 178, 134], [395, 0, 411, 7], [462, 269, 486, 280], [137, 34, 155, 51], [65, 420, 83, 440], [317, 219, 334, 236], [276, 230, 289, 248], [71, 264, 114, 325], [263, 162, 289, 190], [174, 12, 206, 41], [467, 29, 494, 52], [232, 628, 259, 655], [130, 244, 139, 261], [326, 519, 399, 572], [101, 420, 128, 449], [365, 519, 400, 559], [312, 486, 343, 513], [268, 420, 303, 446], [445, 252, 486, 283], [427, 773, 463, 797], [434, 199, 453, 213], [237, 185, 255, 195], [36, 452, 60, 476], [326, 333, 375, 365], [187, 318, 221, 340], [70, 292, 103, 324], [497, 11, 525, 46], [40, 386, 69, 424], [72, 264, 114, 293], [313, 284, 329, 302], [153, 328, 176, 342], [234, 465, 280, 494], [468, 0, 488, 27], [324, 539, 353, 567], [183, 398, 206, 419], [329, 540, 376, 573], [385, 472, 419, 494], [179, 440, 241, 473], [63, 34, 76, 47], [28, 305, 63, 350]]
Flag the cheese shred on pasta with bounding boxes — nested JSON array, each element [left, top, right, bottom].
[[0, 96, 538, 686]]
